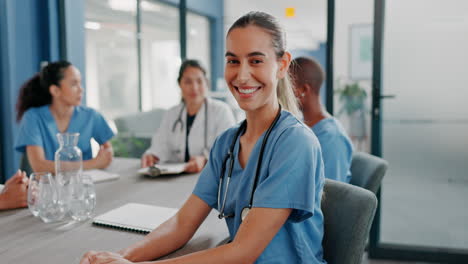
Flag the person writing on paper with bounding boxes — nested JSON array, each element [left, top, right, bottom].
[[289, 57, 353, 182], [81, 11, 326, 264], [15, 61, 115, 173], [0, 170, 28, 210], [141, 59, 235, 173]]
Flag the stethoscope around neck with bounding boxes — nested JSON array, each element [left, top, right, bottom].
[[172, 98, 209, 157], [217, 106, 282, 222]]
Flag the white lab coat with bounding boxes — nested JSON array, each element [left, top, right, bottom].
[[145, 98, 236, 163]]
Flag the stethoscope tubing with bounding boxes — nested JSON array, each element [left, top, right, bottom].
[[217, 106, 282, 220], [171, 98, 209, 154]]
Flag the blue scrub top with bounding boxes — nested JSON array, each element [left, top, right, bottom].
[[15, 105, 115, 160], [194, 111, 327, 264], [311, 117, 353, 183]]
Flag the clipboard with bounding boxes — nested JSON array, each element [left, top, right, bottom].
[[137, 163, 186, 178]]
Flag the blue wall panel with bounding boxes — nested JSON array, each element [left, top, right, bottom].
[[0, 0, 61, 179], [61, 0, 85, 103], [187, 0, 224, 91]]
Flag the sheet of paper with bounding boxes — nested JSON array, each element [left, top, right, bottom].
[[83, 169, 120, 183]]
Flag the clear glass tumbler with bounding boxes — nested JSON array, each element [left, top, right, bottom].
[[37, 173, 66, 223], [69, 175, 96, 221], [27, 172, 52, 217]]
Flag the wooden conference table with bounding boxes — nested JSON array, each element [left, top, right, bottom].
[[0, 158, 229, 263]]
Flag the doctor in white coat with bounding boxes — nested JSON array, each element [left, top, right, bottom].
[[141, 59, 235, 173]]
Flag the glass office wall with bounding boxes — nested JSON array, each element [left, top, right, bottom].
[[85, 0, 138, 119], [186, 12, 211, 79], [140, 1, 181, 111], [380, 0, 468, 250], [333, 0, 374, 153], [85, 0, 213, 117]]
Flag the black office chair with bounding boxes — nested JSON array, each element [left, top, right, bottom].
[[321, 179, 378, 264], [20, 154, 33, 175], [349, 152, 388, 194]]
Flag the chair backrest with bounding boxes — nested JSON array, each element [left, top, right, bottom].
[[114, 108, 166, 138], [350, 151, 388, 194], [321, 179, 378, 264], [20, 154, 33, 175]]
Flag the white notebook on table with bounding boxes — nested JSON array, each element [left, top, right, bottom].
[[93, 203, 178, 234]]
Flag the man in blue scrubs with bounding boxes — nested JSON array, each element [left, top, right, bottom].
[[290, 57, 353, 182]]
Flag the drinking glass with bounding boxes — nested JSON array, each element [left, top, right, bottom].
[[37, 173, 66, 223], [27, 172, 52, 217], [69, 175, 96, 221]]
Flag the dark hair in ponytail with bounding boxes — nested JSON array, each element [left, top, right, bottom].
[[16, 60, 72, 122]]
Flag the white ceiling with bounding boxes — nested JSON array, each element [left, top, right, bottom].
[[224, 0, 328, 50]]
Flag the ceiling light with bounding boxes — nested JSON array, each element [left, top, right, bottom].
[[108, 0, 136, 12], [285, 7, 295, 18], [85, 21, 101, 30]]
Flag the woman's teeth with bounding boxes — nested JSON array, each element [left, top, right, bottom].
[[238, 87, 259, 94]]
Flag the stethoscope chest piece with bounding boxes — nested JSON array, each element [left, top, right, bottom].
[[241, 206, 250, 221]]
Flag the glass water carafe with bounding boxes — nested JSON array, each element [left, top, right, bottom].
[[55, 132, 83, 213]]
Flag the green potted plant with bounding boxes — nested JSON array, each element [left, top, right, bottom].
[[335, 79, 368, 149], [336, 81, 368, 117]]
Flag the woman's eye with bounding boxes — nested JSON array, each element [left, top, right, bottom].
[[251, 59, 263, 64], [226, 59, 239, 64]]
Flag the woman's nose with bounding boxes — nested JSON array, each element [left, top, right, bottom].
[[237, 63, 251, 83]]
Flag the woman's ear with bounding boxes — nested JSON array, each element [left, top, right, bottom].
[[277, 51, 292, 79], [49, 84, 60, 97]]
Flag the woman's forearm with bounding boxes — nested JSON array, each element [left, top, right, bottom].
[[150, 242, 252, 264], [121, 214, 197, 262], [30, 159, 55, 174]]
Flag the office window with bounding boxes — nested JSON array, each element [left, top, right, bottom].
[[140, 1, 181, 111], [85, 0, 139, 119], [187, 12, 211, 79], [85, 1, 214, 117]]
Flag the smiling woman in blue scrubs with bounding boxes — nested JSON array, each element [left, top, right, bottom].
[[80, 12, 326, 264], [15, 61, 115, 173]]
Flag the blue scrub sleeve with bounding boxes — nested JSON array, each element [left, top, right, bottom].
[[193, 137, 222, 209], [252, 127, 323, 223], [92, 111, 115, 144], [321, 133, 353, 182], [15, 110, 44, 153]]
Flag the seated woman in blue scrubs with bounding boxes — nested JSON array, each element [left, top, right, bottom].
[[15, 61, 115, 173], [80, 11, 326, 264], [290, 57, 353, 182]]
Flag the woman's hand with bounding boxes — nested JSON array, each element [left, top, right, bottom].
[[184, 155, 207, 173], [80, 251, 134, 264], [0, 170, 28, 210], [141, 154, 159, 168]]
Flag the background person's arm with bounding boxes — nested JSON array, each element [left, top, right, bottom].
[[27, 142, 113, 173], [184, 155, 206, 173], [27, 146, 55, 173], [83, 141, 114, 170]]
